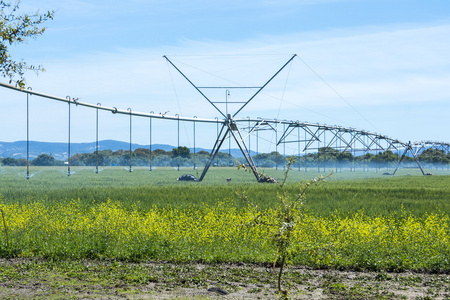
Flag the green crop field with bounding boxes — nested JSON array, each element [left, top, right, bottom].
[[1, 166, 449, 216], [0, 166, 449, 273]]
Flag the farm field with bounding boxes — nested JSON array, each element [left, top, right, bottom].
[[1, 166, 449, 216], [0, 166, 449, 299]]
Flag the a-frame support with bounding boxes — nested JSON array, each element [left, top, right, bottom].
[[392, 142, 426, 175], [199, 115, 260, 182]]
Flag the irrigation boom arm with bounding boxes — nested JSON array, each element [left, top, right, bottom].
[[2, 80, 446, 178], [0, 80, 412, 146], [0, 81, 217, 124], [0, 80, 411, 148]]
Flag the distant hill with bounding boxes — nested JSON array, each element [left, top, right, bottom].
[[0, 140, 254, 160]]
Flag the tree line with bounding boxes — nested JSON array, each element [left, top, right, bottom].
[[253, 147, 450, 169], [1, 147, 449, 169]]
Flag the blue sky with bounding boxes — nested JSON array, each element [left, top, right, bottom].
[[2, 0, 450, 154]]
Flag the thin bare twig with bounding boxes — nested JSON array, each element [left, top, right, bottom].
[[1, 209, 9, 248]]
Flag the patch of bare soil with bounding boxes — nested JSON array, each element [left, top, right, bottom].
[[0, 259, 449, 299]]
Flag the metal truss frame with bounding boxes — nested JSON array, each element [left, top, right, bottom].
[[411, 141, 450, 156], [2, 75, 450, 181]]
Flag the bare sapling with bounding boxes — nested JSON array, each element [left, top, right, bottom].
[[239, 157, 332, 299]]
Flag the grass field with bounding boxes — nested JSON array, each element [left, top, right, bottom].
[[0, 166, 449, 298]]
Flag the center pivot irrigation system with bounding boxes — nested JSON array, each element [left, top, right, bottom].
[[2, 54, 450, 181]]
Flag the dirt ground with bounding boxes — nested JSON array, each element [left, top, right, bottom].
[[0, 259, 449, 299]]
